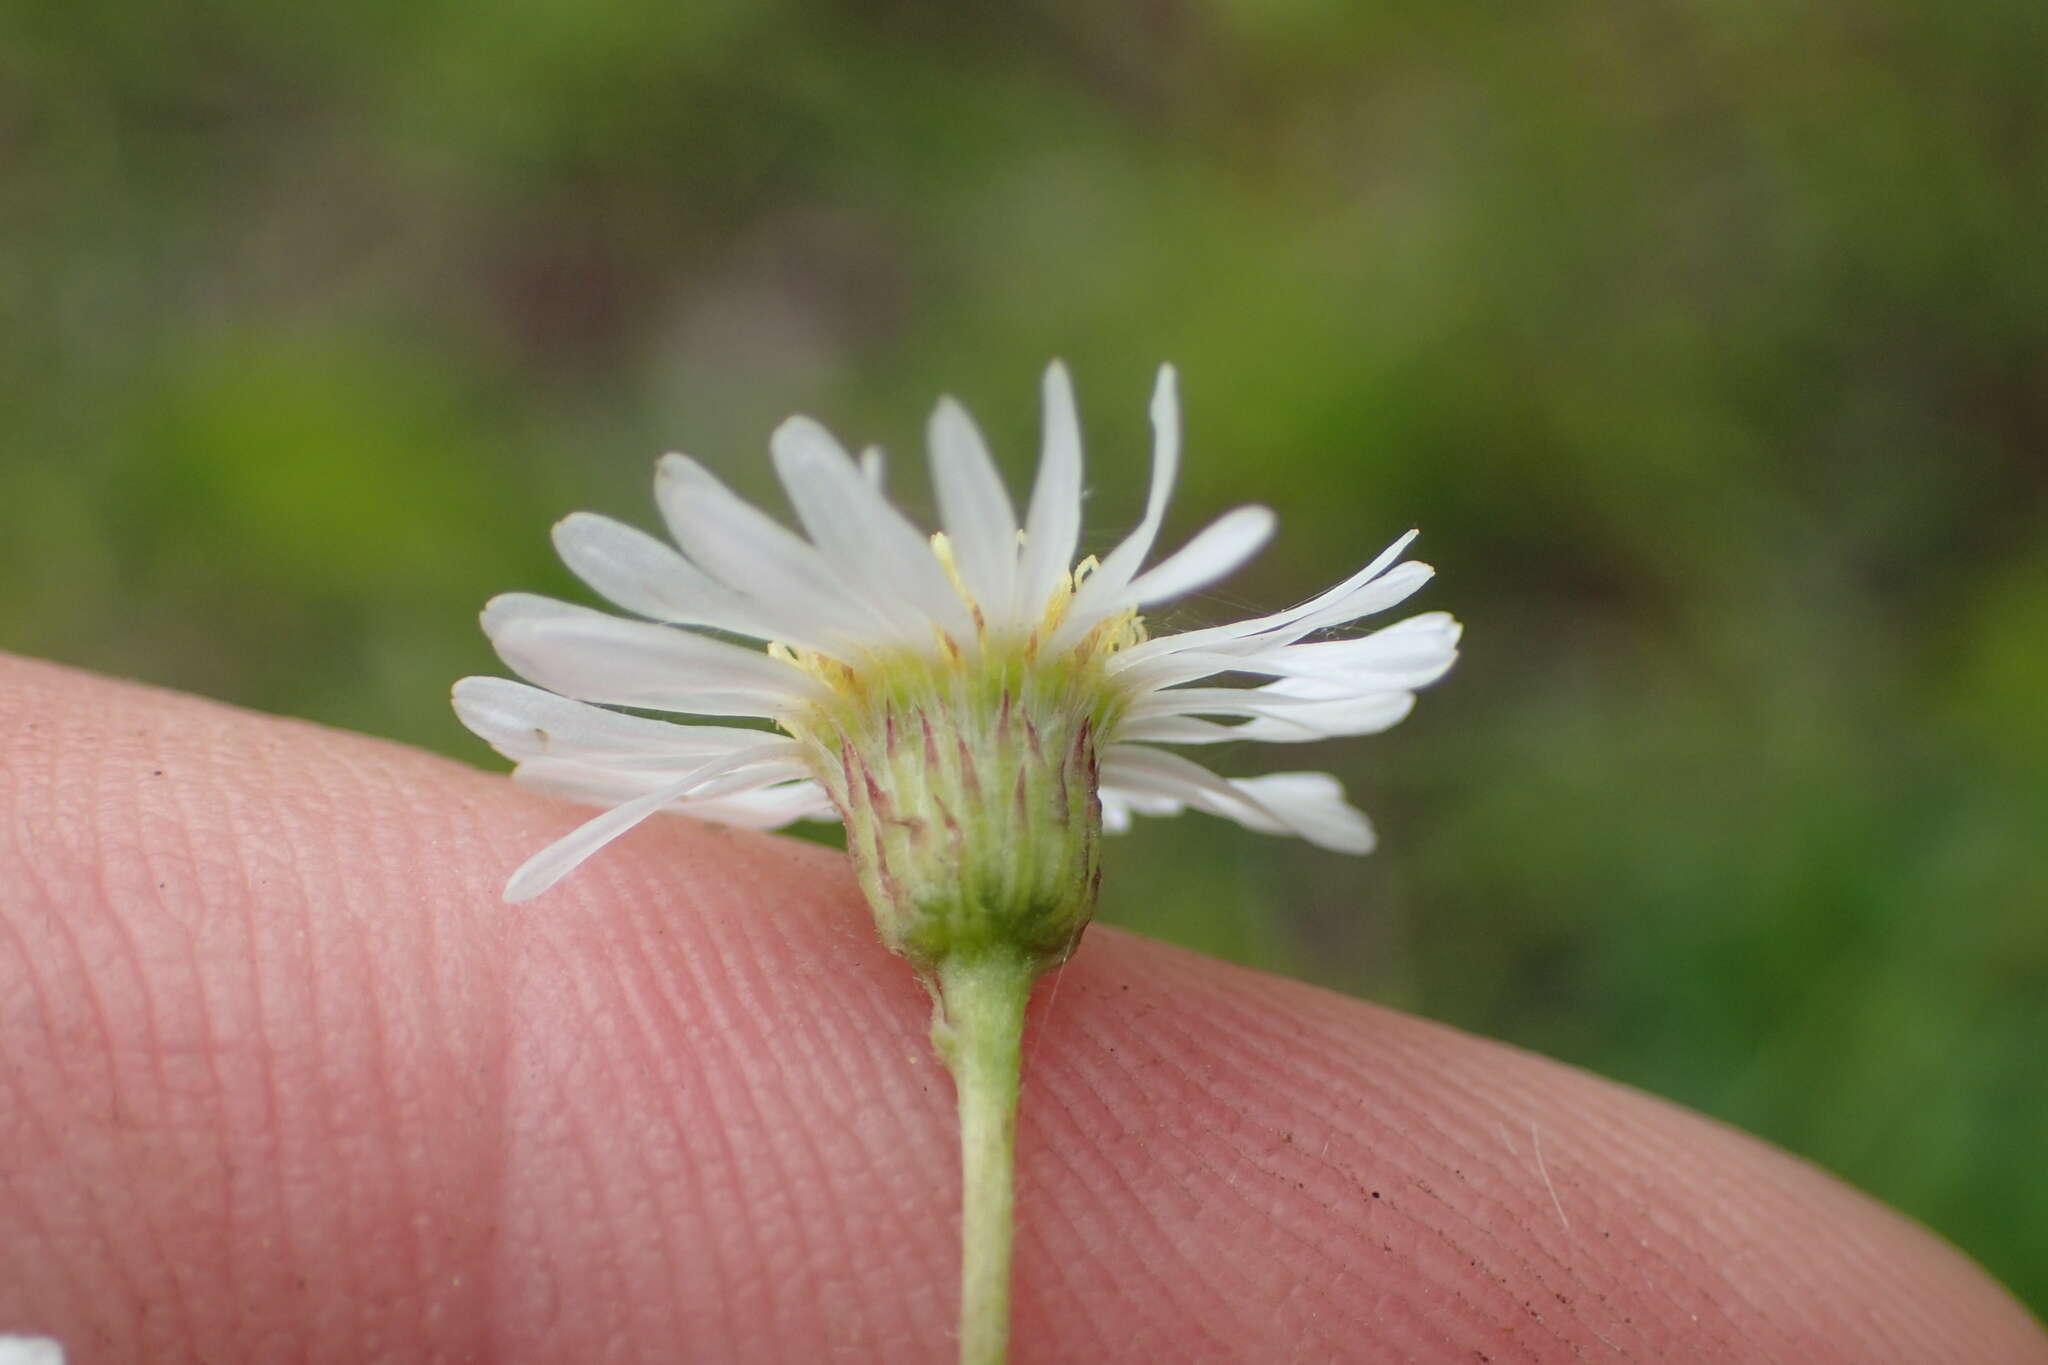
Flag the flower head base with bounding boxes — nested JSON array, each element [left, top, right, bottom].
[[775, 530, 1163, 965], [455, 363, 1458, 971], [792, 638, 1109, 967]]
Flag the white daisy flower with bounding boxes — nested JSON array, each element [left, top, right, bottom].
[[456, 361, 1458, 1362], [454, 362, 1457, 924]]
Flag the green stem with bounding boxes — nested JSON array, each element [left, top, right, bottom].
[[934, 948, 1038, 1365]]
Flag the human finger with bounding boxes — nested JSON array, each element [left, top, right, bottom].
[[0, 653, 2040, 1362]]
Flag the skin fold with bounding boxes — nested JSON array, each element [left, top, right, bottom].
[[1, 652, 2042, 1363]]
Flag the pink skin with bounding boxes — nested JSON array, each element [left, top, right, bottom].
[[1, 652, 2042, 1364]]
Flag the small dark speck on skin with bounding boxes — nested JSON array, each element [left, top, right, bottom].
[[152, 769, 163, 776], [1370, 1191, 1381, 1199]]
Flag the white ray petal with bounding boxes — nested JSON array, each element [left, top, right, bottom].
[[1231, 772, 1376, 853], [1102, 783, 1189, 814], [771, 416, 970, 640], [1101, 745, 1376, 853], [929, 396, 1019, 612], [1097, 783, 1188, 833], [1018, 360, 1084, 612], [1227, 689, 1417, 741], [1241, 612, 1462, 689], [512, 754, 809, 807], [1126, 505, 1275, 607], [1122, 694, 1415, 744], [1060, 364, 1181, 632], [1275, 561, 1437, 642], [502, 749, 774, 902], [454, 677, 792, 767], [1129, 674, 1416, 740], [1115, 602, 1451, 698], [1112, 650, 1284, 694], [514, 766, 833, 832], [1100, 744, 1290, 834], [654, 454, 870, 635], [1115, 714, 1244, 745], [482, 594, 813, 718], [550, 512, 819, 643], [1127, 685, 1365, 720], [1099, 789, 1135, 833], [1113, 529, 1420, 668], [683, 779, 839, 829]]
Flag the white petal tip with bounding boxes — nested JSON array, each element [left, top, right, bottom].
[[450, 675, 499, 714], [654, 452, 705, 489], [767, 415, 805, 442], [1041, 362, 1078, 413], [1151, 364, 1179, 410], [478, 594, 519, 634], [502, 858, 568, 904]]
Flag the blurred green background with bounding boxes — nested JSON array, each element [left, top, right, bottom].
[[6, 0, 2044, 1315]]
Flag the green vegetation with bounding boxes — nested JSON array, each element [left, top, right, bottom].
[[6, 0, 2043, 1314]]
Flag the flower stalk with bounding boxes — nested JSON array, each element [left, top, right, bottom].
[[933, 947, 1039, 1365]]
